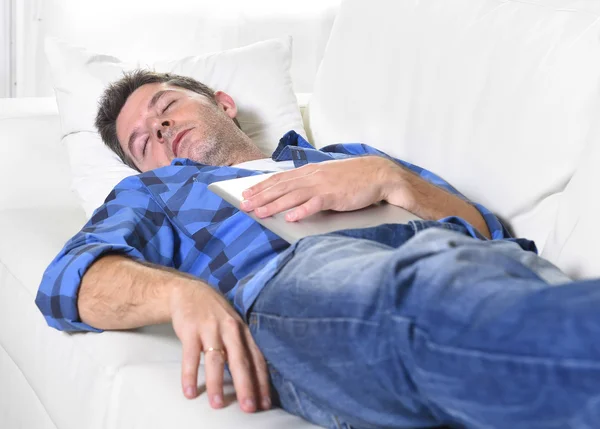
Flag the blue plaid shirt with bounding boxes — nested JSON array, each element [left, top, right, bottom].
[[36, 131, 511, 332]]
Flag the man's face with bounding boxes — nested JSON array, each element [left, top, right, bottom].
[[116, 82, 244, 172]]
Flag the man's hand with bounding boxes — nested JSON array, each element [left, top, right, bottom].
[[79, 255, 271, 414], [170, 279, 271, 413], [240, 156, 402, 221], [239, 155, 491, 238]]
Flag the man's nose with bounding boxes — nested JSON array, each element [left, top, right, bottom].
[[150, 118, 172, 141]]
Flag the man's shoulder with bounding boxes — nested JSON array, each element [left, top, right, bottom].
[[105, 165, 202, 202]]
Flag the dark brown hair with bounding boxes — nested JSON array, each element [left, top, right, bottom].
[[94, 69, 216, 171]]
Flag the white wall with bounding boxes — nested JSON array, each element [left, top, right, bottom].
[[13, 0, 340, 98], [0, 0, 15, 97]]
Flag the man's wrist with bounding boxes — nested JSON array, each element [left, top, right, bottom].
[[130, 259, 206, 325], [377, 157, 416, 211], [167, 268, 222, 317]]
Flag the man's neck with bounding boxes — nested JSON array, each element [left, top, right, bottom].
[[227, 135, 267, 166]]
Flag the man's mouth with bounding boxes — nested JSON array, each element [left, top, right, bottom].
[[172, 128, 192, 157]]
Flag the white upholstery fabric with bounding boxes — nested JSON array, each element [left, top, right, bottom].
[[0, 340, 56, 429], [306, 0, 600, 275], [542, 133, 600, 280], [0, 97, 77, 211]]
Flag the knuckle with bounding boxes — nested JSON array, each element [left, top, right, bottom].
[[223, 316, 243, 331], [206, 351, 225, 365], [237, 357, 252, 372], [296, 204, 308, 217], [182, 361, 198, 375], [312, 194, 325, 209], [251, 194, 265, 207], [203, 315, 219, 328], [259, 380, 271, 394], [312, 169, 326, 180], [254, 357, 268, 373], [263, 202, 277, 215]]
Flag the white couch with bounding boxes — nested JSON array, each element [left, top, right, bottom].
[[3, 0, 600, 428]]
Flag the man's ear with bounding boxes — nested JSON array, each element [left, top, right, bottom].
[[214, 91, 238, 119]]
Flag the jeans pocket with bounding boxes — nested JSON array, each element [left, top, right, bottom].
[[269, 367, 354, 429], [249, 315, 353, 429]]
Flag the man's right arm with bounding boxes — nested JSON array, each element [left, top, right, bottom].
[[79, 254, 271, 412], [36, 175, 176, 332], [35, 176, 271, 412], [78, 254, 176, 330]]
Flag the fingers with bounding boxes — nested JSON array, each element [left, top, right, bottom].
[[172, 285, 271, 414], [247, 188, 316, 218], [241, 176, 305, 213], [285, 195, 327, 222], [180, 333, 202, 399], [244, 329, 272, 410], [222, 318, 260, 413], [243, 166, 315, 199], [204, 345, 227, 409]]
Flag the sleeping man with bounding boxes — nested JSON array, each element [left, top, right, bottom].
[[36, 70, 600, 429]]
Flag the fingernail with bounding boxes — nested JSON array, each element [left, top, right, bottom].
[[255, 207, 265, 216], [262, 396, 271, 409], [244, 398, 256, 410], [241, 199, 252, 210], [286, 212, 297, 221], [212, 394, 223, 407], [185, 386, 195, 398], [243, 189, 252, 198]]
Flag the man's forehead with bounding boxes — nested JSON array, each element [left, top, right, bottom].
[[116, 82, 163, 146]]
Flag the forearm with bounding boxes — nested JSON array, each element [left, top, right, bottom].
[[78, 254, 195, 330], [380, 159, 491, 239]]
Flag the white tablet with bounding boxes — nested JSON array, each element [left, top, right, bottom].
[[208, 173, 422, 244]]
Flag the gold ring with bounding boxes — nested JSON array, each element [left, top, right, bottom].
[[206, 347, 226, 356]]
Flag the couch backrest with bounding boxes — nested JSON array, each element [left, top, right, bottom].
[[306, 0, 600, 279]]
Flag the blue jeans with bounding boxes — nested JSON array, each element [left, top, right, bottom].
[[247, 223, 600, 429]]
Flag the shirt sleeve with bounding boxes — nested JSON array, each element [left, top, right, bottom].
[[35, 175, 177, 332]]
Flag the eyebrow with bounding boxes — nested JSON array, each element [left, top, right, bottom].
[[148, 89, 172, 110], [126, 89, 174, 160]]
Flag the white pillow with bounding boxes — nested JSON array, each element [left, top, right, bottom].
[[45, 37, 305, 218]]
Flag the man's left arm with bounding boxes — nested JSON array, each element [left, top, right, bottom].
[[240, 156, 503, 240]]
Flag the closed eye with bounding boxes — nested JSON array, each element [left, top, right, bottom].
[[142, 137, 149, 157], [162, 100, 176, 113]]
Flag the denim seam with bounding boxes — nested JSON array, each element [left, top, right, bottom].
[[413, 326, 600, 368], [332, 414, 351, 429], [251, 312, 380, 327], [285, 379, 309, 421]]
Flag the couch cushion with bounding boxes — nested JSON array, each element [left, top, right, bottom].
[[306, 0, 600, 266]]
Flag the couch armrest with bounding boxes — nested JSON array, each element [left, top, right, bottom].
[[0, 97, 58, 119], [0, 97, 78, 210]]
